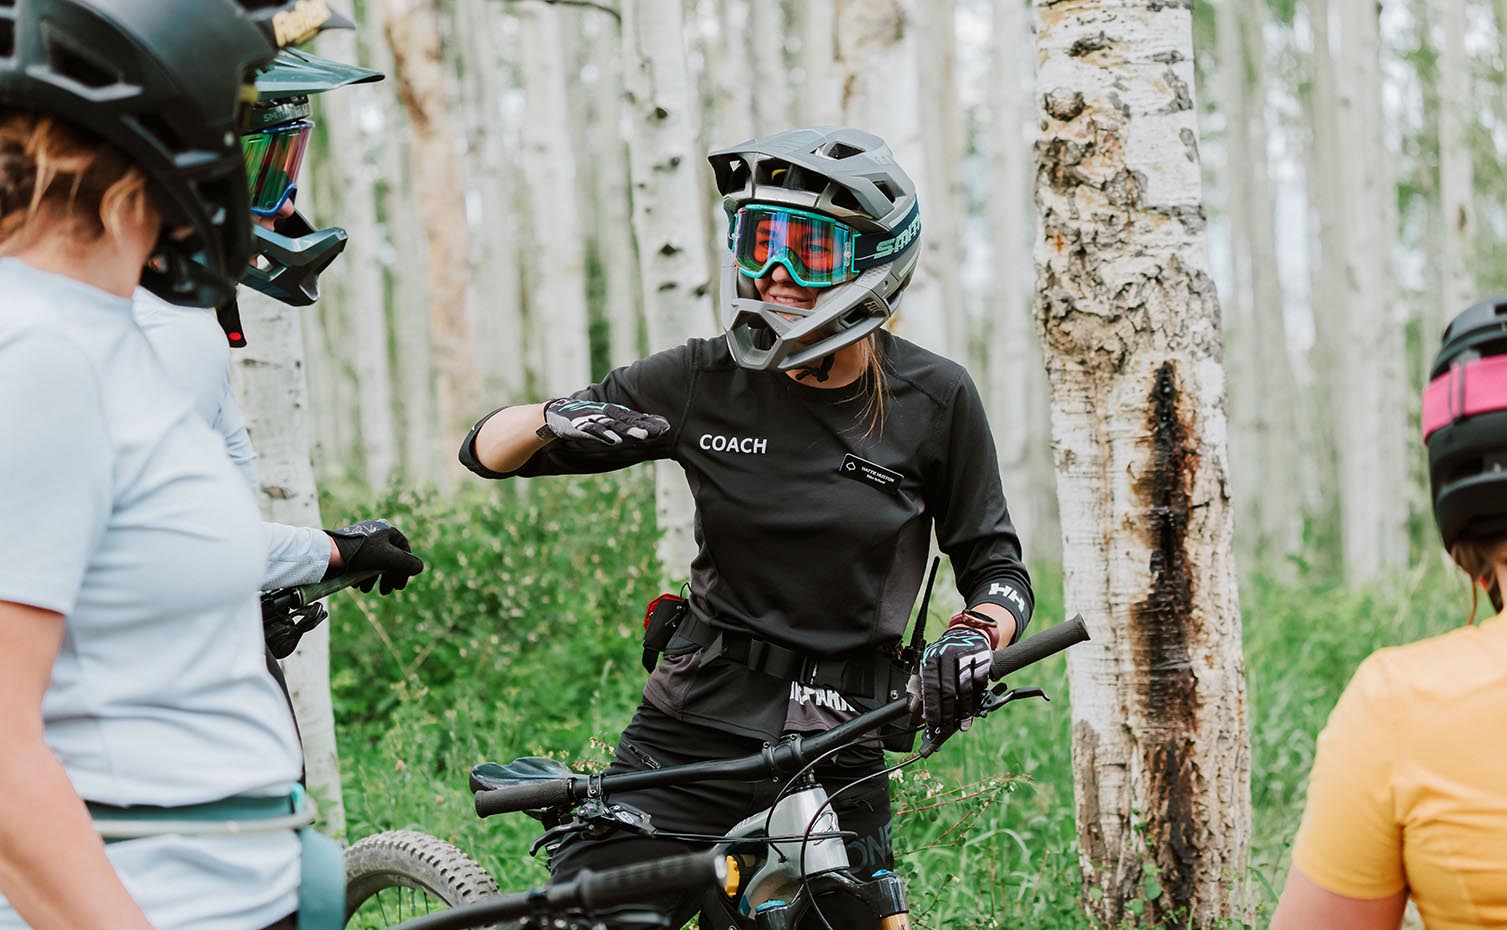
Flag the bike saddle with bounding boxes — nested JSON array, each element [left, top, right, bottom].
[[469, 756, 575, 793]]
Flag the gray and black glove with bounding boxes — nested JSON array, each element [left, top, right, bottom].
[[917, 626, 993, 750], [324, 518, 424, 595], [540, 398, 671, 446]]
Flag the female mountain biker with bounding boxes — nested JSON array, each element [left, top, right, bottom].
[[0, 3, 345, 928], [460, 126, 1034, 925], [132, 48, 423, 600], [1271, 298, 1507, 929]]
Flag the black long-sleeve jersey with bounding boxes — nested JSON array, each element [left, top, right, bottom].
[[463, 331, 1034, 739]]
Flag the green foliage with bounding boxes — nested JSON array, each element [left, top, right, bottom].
[[328, 476, 1467, 928]]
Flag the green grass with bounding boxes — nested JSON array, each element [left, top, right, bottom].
[[325, 473, 1468, 928]]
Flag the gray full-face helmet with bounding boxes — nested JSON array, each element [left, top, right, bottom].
[[708, 127, 921, 375]]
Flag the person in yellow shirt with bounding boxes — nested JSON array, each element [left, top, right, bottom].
[[1271, 298, 1507, 930]]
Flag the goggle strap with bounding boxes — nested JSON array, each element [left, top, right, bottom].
[[852, 201, 922, 271]]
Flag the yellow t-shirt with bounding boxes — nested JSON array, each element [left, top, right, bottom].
[[1292, 612, 1507, 928]]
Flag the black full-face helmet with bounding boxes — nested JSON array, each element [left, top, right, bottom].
[[216, 47, 381, 345], [708, 127, 921, 376], [0, 0, 350, 307], [1422, 297, 1507, 549]]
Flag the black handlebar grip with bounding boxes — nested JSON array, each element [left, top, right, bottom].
[[575, 852, 727, 910], [473, 778, 573, 818], [990, 615, 1090, 679]]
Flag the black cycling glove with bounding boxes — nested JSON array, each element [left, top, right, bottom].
[[540, 398, 671, 446], [324, 518, 425, 595], [918, 626, 993, 749]]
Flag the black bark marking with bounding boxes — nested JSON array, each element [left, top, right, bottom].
[[1179, 127, 1199, 162], [1044, 88, 1087, 122], [1131, 361, 1202, 926], [1164, 66, 1194, 113], [1069, 32, 1111, 57]]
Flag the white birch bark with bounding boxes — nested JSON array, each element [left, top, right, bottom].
[[915, 0, 967, 360], [1334, 0, 1409, 579], [1439, 0, 1475, 333], [369, 5, 437, 483], [381, 0, 480, 485], [835, 0, 950, 355], [621, 0, 715, 574], [1303, 0, 1346, 561], [457, 0, 526, 401], [1034, 1, 1251, 924], [988, 0, 1058, 554], [747, 0, 788, 133], [229, 289, 346, 838], [586, 12, 644, 368], [317, 26, 396, 487], [1241, 0, 1301, 570], [799, 0, 840, 125], [518, 0, 592, 395]]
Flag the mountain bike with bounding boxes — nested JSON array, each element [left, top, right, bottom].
[[381, 851, 728, 930], [468, 616, 1089, 930]]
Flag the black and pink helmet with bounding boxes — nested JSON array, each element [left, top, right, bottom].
[[1422, 298, 1507, 548]]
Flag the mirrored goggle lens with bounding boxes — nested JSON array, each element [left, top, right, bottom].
[[242, 120, 313, 217], [732, 207, 856, 288]]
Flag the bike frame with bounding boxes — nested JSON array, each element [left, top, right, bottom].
[[473, 617, 1091, 930]]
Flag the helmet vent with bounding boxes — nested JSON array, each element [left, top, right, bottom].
[[824, 142, 864, 159], [133, 113, 185, 155], [830, 186, 862, 212], [0, 20, 12, 62], [48, 39, 120, 89], [874, 180, 900, 205]]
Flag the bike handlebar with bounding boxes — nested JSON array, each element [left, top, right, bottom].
[[385, 851, 727, 930], [474, 616, 1090, 819], [259, 569, 380, 619]]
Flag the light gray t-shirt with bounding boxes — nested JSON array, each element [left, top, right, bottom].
[[132, 289, 329, 589], [0, 260, 302, 929]]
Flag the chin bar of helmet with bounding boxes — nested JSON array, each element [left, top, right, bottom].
[[218, 210, 348, 347]]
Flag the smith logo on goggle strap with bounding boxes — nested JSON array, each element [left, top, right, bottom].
[[273, 0, 334, 48], [731, 201, 921, 289]]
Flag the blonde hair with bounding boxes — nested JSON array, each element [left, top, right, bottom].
[[0, 109, 151, 254], [1449, 535, 1507, 623], [855, 333, 888, 441]]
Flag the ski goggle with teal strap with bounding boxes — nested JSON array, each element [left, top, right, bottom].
[[242, 119, 314, 216], [728, 202, 922, 288]]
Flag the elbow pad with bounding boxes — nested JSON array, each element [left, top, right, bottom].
[[458, 406, 512, 479]]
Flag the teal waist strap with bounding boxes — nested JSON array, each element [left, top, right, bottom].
[[88, 788, 314, 843]]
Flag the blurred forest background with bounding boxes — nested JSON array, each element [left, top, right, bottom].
[[232, 0, 1499, 924], [278, 0, 1498, 584]]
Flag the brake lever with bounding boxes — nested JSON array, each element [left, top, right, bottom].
[[528, 798, 659, 857], [978, 685, 1049, 716]]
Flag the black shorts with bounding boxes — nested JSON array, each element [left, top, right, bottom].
[[547, 701, 894, 926]]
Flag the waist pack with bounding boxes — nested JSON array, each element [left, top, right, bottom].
[[88, 785, 343, 930], [641, 592, 918, 752]]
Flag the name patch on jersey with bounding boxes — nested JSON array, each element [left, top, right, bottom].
[[838, 453, 903, 494]]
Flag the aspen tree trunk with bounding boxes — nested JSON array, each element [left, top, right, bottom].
[[229, 289, 346, 838], [988, 0, 1058, 554], [381, 0, 479, 484], [1241, 0, 1300, 572], [370, 7, 437, 483], [586, 12, 644, 368], [915, 0, 967, 360], [1439, 0, 1474, 333], [621, 0, 715, 574], [747, 0, 788, 133], [835, 0, 950, 355], [799, 0, 841, 125], [457, 0, 526, 400], [1034, 1, 1251, 925], [317, 26, 396, 487], [518, 0, 593, 395], [1334, 0, 1409, 579], [1302, 0, 1345, 571]]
